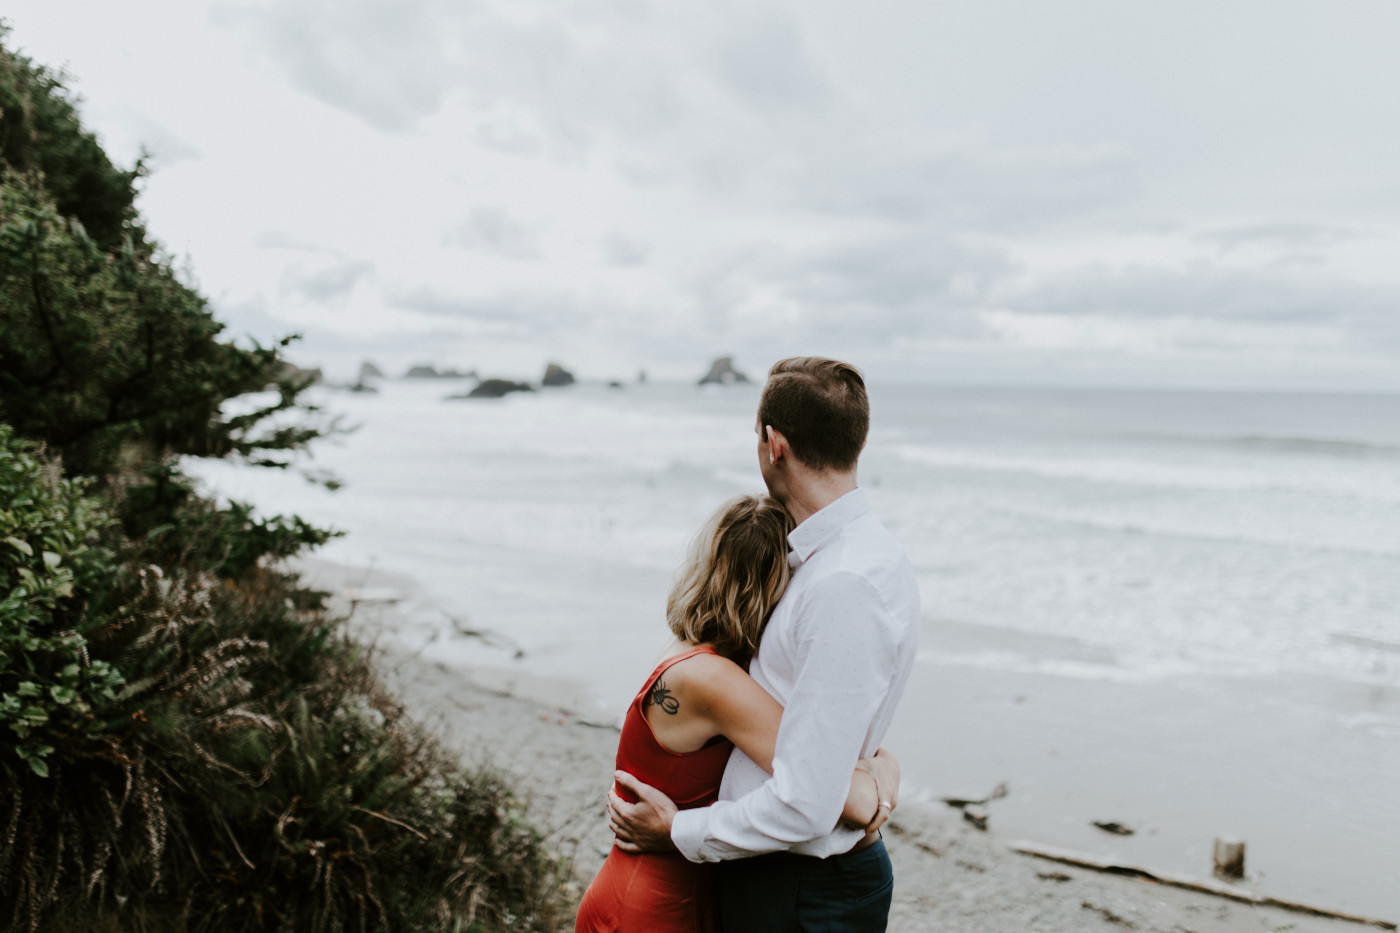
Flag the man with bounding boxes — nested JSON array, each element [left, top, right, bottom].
[[609, 357, 921, 932]]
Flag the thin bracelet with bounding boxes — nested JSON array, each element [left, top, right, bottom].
[[857, 762, 891, 815]]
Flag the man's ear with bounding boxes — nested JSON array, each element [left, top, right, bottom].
[[765, 425, 788, 466]]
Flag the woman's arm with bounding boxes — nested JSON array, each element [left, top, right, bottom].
[[670, 654, 900, 828], [843, 748, 900, 830]]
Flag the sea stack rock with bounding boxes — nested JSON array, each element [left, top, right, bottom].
[[697, 356, 749, 386], [541, 362, 576, 387], [406, 364, 475, 379], [462, 378, 535, 399], [352, 361, 383, 392]]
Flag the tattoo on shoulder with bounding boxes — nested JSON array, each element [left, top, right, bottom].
[[645, 679, 680, 716]]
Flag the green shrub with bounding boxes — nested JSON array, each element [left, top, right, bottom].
[[0, 437, 568, 930], [0, 425, 124, 778], [0, 28, 144, 253], [121, 462, 338, 582]]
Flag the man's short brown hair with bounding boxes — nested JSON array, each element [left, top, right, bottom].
[[757, 357, 869, 471]]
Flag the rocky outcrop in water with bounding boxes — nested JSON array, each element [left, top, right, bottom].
[[697, 356, 749, 386], [542, 363, 576, 387], [458, 379, 535, 399], [406, 364, 476, 379], [351, 361, 383, 393]]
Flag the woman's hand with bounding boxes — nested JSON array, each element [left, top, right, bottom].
[[839, 746, 902, 831], [858, 747, 900, 833]]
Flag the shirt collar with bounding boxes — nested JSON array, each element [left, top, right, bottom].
[[787, 488, 868, 569]]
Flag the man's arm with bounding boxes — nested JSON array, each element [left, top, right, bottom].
[[608, 771, 678, 852], [672, 573, 897, 862], [607, 744, 902, 853]]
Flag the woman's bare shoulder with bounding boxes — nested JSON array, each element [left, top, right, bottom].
[[663, 650, 748, 694], [670, 650, 781, 758]]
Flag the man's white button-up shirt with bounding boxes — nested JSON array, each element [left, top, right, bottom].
[[671, 488, 921, 862]]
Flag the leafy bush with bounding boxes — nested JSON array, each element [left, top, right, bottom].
[[0, 425, 124, 778], [120, 462, 338, 582], [0, 445, 569, 931], [0, 29, 144, 253]]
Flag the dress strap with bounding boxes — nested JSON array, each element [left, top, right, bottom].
[[634, 644, 719, 704]]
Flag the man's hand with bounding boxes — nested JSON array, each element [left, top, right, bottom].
[[607, 771, 679, 853]]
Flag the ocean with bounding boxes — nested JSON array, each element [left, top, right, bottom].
[[186, 378, 1400, 919]]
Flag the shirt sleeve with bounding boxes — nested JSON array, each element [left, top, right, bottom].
[[672, 571, 898, 862]]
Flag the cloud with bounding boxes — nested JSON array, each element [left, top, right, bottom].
[[1192, 221, 1355, 254], [708, 6, 833, 116], [209, 294, 298, 342], [782, 236, 1009, 319], [215, 0, 1152, 248], [602, 231, 649, 266], [255, 230, 344, 254], [214, 0, 837, 170], [386, 285, 571, 332], [780, 138, 1140, 232], [688, 233, 1013, 347], [441, 206, 542, 260], [109, 107, 204, 168], [211, 0, 669, 139], [1008, 262, 1400, 329], [211, 0, 454, 132], [281, 259, 374, 302]]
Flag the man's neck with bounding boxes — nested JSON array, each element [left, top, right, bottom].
[[783, 470, 858, 526]]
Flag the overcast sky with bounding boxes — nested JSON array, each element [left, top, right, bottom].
[[6, 1, 1399, 388]]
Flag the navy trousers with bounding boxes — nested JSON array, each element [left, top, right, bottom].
[[716, 839, 893, 933]]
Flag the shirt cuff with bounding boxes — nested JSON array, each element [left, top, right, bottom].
[[670, 807, 711, 863]]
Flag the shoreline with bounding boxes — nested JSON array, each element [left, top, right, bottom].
[[889, 648, 1400, 921], [301, 557, 1394, 932]]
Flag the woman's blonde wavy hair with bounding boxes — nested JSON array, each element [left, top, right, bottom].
[[667, 494, 795, 662]]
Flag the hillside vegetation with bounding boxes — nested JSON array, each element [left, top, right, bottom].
[[0, 31, 568, 932]]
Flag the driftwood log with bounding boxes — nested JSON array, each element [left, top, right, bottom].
[[940, 783, 1008, 809], [1009, 841, 1397, 930], [942, 783, 1006, 831]]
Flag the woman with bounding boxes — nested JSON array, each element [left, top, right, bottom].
[[575, 494, 899, 933]]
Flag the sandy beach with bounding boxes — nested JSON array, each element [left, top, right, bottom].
[[302, 558, 1392, 933]]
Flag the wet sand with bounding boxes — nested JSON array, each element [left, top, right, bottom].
[[894, 621, 1400, 921]]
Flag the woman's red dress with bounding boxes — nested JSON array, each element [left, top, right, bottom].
[[574, 646, 732, 933]]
